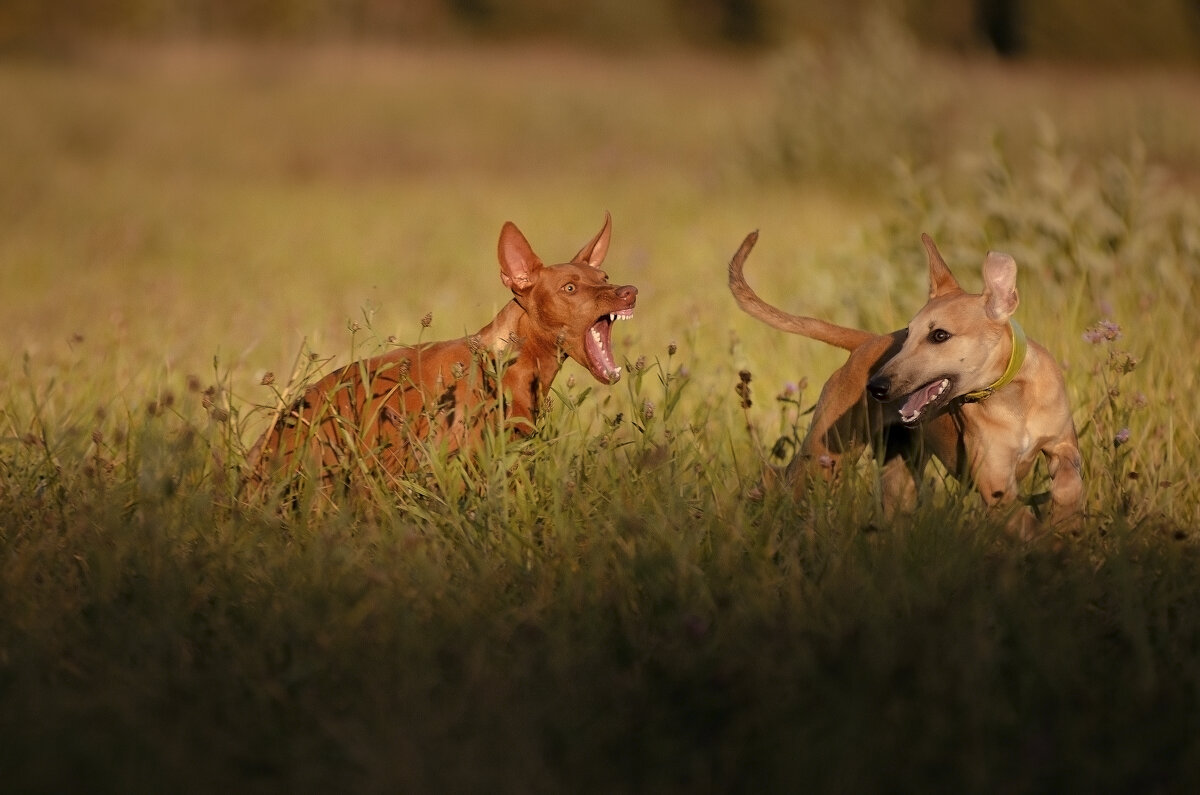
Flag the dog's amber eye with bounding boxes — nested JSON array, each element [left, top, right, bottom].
[[928, 328, 952, 344], [563, 283, 576, 293]]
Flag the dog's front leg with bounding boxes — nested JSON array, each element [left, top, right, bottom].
[[972, 450, 1038, 539], [1045, 439, 1084, 529]]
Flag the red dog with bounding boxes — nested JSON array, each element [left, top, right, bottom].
[[247, 213, 636, 489]]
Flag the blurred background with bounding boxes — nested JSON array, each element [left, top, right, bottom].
[[3, 0, 1200, 62]]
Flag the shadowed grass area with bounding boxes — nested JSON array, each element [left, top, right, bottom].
[[2, 40, 1200, 793]]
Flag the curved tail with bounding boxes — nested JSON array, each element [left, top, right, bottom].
[[727, 231, 875, 352]]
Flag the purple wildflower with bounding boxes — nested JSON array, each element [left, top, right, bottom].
[[1083, 319, 1122, 344]]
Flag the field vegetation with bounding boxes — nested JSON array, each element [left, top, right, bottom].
[[2, 16, 1200, 793]]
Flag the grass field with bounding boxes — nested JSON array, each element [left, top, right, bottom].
[[3, 33, 1200, 793]]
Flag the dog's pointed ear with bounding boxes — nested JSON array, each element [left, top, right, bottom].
[[922, 233, 961, 298], [498, 221, 544, 294], [571, 211, 611, 268], [982, 251, 1019, 321]]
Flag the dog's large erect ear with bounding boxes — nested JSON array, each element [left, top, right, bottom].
[[922, 233, 962, 298], [570, 211, 612, 269], [498, 221, 544, 294], [981, 251, 1019, 321]]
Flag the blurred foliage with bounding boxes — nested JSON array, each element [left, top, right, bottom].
[[753, 10, 945, 187], [876, 125, 1200, 310], [906, 0, 1200, 62], [754, 3, 1200, 192], [2, 0, 1199, 62]]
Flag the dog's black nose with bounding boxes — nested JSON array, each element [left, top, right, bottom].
[[867, 375, 891, 402]]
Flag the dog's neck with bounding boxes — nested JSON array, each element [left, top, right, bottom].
[[474, 299, 526, 356], [962, 319, 1027, 403], [473, 299, 564, 421]]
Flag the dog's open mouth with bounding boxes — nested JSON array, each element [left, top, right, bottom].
[[898, 377, 952, 424], [585, 308, 635, 384]]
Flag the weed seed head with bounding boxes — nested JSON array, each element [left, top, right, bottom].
[[736, 370, 752, 408], [421, 312, 433, 328], [261, 371, 275, 386], [1108, 350, 1138, 375]]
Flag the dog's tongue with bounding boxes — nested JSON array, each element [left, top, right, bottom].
[[899, 378, 949, 423], [585, 318, 621, 384]]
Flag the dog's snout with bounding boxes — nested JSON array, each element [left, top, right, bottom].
[[867, 374, 891, 402], [616, 284, 637, 302]]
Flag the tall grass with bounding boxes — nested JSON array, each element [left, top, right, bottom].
[[3, 41, 1200, 793]]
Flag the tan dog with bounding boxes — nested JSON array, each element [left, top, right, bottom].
[[247, 213, 637, 491], [728, 231, 1082, 531]]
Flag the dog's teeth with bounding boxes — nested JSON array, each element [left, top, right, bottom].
[[609, 313, 616, 322]]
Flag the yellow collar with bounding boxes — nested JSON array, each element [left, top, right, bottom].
[[962, 319, 1026, 403]]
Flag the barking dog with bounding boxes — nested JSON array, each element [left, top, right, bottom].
[[247, 213, 637, 491]]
